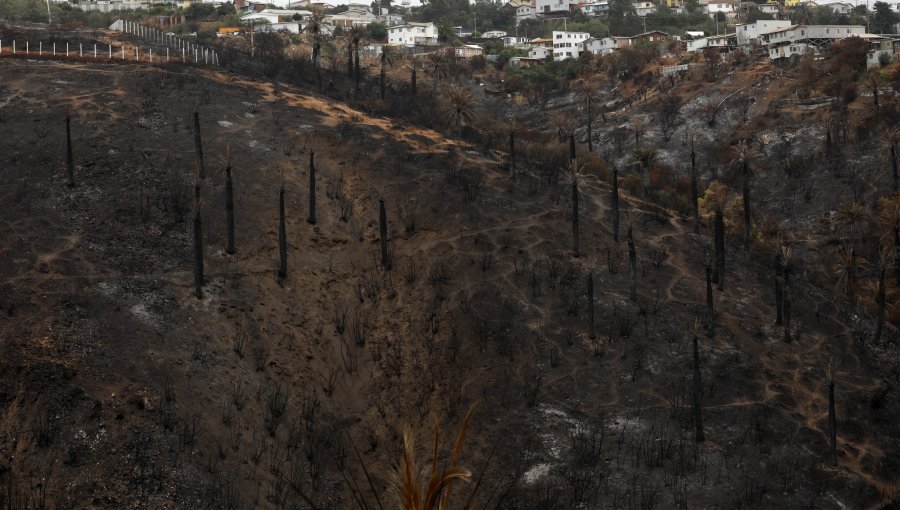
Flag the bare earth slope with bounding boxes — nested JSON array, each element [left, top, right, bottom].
[[1, 57, 898, 509]]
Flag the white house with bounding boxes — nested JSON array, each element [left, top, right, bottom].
[[763, 24, 866, 59], [455, 44, 484, 58], [687, 33, 736, 51], [529, 46, 553, 59], [501, 36, 529, 47], [758, 3, 780, 15], [552, 30, 589, 60], [633, 1, 656, 16], [482, 30, 507, 38], [581, 1, 609, 15], [703, 1, 735, 18], [241, 9, 311, 24], [825, 2, 852, 14], [735, 20, 791, 45], [387, 22, 438, 46], [516, 3, 537, 22], [536, 0, 572, 16], [584, 36, 617, 54]]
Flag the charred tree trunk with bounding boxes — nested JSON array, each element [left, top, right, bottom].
[[875, 264, 886, 344], [775, 254, 784, 326], [706, 262, 714, 317], [380, 62, 386, 100], [692, 334, 705, 442], [572, 178, 580, 258], [193, 207, 204, 299], [895, 225, 900, 286], [892, 143, 898, 193], [690, 142, 699, 234], [307, 151, 316, 225], [347, 42, 353, 78], [569, 134, 576, 162], [612, 167, 620, 242], [65, 114, 74, 187], [714, 209, 724, 291], [587, 95, 593, 153], [278, 187, 287, 280], [193, 111, 205, 179], [828, 379, 837, 466], [628, 224, 637, 301], [411, 66, 416, 96], [225, 158, 235, 255], [380, 198, 390, 270], [783, 265, 792, 343], [354, 43, 361, 97], [509, 131, 515, 175], [588, 273, 596, 340], [313, 43, 322, 91], [742, 169, 751, 247]]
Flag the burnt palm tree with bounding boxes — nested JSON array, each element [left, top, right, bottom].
[[873, 249, 890, 345], [691, 320, 705, 442], [781, 244, 794, 343], [626, 213, 637, 301], [587, 273, 596, 340], [877, 192, 900, 285], [884, 129, 899, 192], [380, 45, 394, 100], [193, 109, 206, 179], [729, 140, 760, 247], [426, 50, 449, 97], [690, 132, 699, 234], [349, 26, 364, 94], [572, 75, 599, 152], [192, 196, 204, 299], [224, 146, 235, 255], [307, 9, 326, 90], [706, 181, 728, 290], [612, 166, 620, 242], [827, 361, 838, 466], [307, 151, 316, 225], [65, 113, 75, 187], [834, 244, 860, 305], [445, 86, 476, 137]]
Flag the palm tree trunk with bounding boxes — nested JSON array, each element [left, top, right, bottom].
[[314, 43, 322, 90], [874, 265, 886, 344], [612, 167, 620, 242], [783, 267, 791, 343], [828, 380, 837, 466], [354, 43, 360, 97], [690, 144, 698, 234], [587, 95, 593, 153], [891, 143, 898, 193], [380, 198, 390, 269], [569, 134, 576, 162], [65, 114, 74, 187], [307, 151, 316, 225], [225, 162, 235, 255], [705, 262, 714, 317], [380, 62, 385, 100], [775, 256, 783, 326], [742, 171, 751, 247], [347, 43, 353, 78], [193, 111, 205, 179], [587, 273, 596, 340], [692, 334, 705, 442], [628, 225, 636, 301], [509, 131, 515, 175], [411, 66, 416, 96], [714, 209, 724, 291], [895, 225, 900, 286], [193, 209, 204, 299], [572, 178, 580, 258], [278, 187, 287, 280]]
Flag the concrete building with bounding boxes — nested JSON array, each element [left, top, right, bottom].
[[536, 0, 574, 16], [633, 1, 656, 16], [703, 0, 736, 18], [584, 36, 617, 54], [482, 30, 508, 38], [516, 3, 537, 22], [387, 22, 438, 46], [735, 20, 792, 45], [581, 1, 609, 16], [687, 33, 736, 51], [552, 30, 590, 60], [241, 9, 312, 24], [455, 44, 485, 58], [763, 24, 866, 59]]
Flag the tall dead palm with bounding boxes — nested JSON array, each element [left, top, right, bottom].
[[834, 244, 863, 305], [872, 248, 891, 345], [426, 50, 448, 97], [835, 200, 868, 249], [349, 26, 365, 95], [632, 147, 658, 196], [878, 192, 900, 285], [729, 140, 761, 247], [307, 9, 326, 90], [572, 75, 600, 152], [445, 86, 477, 137], [380, 45, 395, 100], [883, 128, 899, 192]]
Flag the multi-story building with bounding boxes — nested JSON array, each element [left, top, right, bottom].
[[387, 22, 438, 46], [763, 24, 866, 59], [633, 1, 656, 16], [552, 30, 590, 60], [735, 20, 791, 45], [581, 1, 609, 16]]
